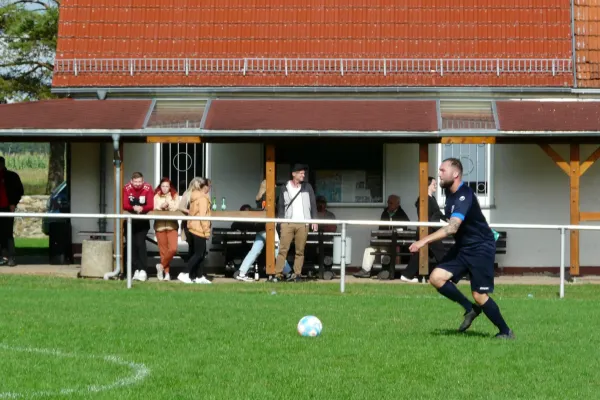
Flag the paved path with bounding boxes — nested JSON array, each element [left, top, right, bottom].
[[1, 264, 600, 285]]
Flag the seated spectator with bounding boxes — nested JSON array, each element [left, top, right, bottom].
[[236, 181, 292, 282], [316, 196, 337, 233], [230, 204, 259, 232], [354, 194, 410, 278]]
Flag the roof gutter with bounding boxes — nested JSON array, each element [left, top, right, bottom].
[[1, 128, 600, 138], [50, 86, 575, 96]]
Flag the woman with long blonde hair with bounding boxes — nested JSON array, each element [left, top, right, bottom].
[[178, 178, 212, 284]]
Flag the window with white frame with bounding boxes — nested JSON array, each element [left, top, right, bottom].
[[436, 100, 495, 209], [436, 143, 493, 208]]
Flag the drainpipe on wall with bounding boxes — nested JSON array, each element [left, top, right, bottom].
[[104, 134, 122, 280], [98, 143, 107, 234]]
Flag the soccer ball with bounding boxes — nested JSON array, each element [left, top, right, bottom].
[[297, 315, 322, 337]]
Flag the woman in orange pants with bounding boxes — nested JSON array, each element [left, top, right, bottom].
[[153, 178, 180, 281]]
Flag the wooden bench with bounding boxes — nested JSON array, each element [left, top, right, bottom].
[[369, 229, 508, 280], [211, 228, 339, 280]]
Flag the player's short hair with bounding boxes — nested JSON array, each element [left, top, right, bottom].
[[428, 176, 435, 185], [443, 157, 463, 176], [131, 172, 144, 180]]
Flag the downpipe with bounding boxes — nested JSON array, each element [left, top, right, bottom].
[[104, 135, 122, 280]]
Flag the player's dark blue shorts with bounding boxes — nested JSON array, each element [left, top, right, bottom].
[[437, 242, 496, 294]]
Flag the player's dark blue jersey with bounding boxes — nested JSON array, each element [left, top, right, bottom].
[[444, 182, 495, 248]]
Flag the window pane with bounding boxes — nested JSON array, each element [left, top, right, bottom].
[[441, 143, 488, 195], [440, 100, 496, 130], [146, 100, 206, 128], [160, 143, 204, 195]]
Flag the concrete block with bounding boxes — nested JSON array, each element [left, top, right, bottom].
[[81, 240, 113, 278]]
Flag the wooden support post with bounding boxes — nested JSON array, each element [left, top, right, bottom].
[[265, 144, 276, 276], [570, 144, 580, 276], [418, 143, 429, 276]]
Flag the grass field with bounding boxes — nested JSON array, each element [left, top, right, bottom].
[[14, 168, 47, 196], [0, 276, 599, 399]]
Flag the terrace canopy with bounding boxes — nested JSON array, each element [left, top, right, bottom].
[[1, 97, 600, 277]]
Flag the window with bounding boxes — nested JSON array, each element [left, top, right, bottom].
[[159, 143, 205, 195], [436, 100, 495, 208], [274, 142, 384, 205]]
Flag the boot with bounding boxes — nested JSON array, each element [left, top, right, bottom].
[[7, 238, 16, 267]]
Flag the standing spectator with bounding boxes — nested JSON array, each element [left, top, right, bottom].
[[178, 178, 212, 284], [153, 177, 180, 282], [274, 164, 318, 282], [179, 177, 203, 259], [0, 157, 23, 267], [123, 172, 154, 282]]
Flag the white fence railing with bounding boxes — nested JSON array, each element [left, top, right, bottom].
[[54, 58, 573, 77], [2, 211, 590, 298]]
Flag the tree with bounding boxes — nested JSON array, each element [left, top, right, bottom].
[[0, 0, 64, 194]]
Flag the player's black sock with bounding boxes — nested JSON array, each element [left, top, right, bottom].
[[481, 297, 510, 334], [437, 281, 473, 312]]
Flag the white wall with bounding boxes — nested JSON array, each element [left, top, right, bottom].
[[205, 143, 263, 266], [70, 141, 600, 269], [71, 142, 156, 244], [493, 144, 600, 268]]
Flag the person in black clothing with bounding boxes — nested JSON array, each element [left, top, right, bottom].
[[230, 204, 260, 232], [401, 177, 448, 282], [409, 158, 513, 339], [0, 157, 24, 267], [354, 194, 410, 278]]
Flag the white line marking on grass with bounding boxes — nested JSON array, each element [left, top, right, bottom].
[[0, 343, 150, 399]]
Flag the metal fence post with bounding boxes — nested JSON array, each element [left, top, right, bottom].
[[340, 222, 346, 293], [560, 227, 566, 299], [127, 217, 133, 289]]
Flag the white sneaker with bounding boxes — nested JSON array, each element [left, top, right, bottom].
[[236, 274, 254, 282], [163, 273, 170, 281], [138, 270, 148, 282], [133, 270, 140, 281], [400, 275, 419, 283], [178, 273, 193, 284], [156, 264, 164, 281], [195, 276, 212, 284]]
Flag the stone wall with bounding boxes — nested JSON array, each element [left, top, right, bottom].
[[14, 195, 49, 238]]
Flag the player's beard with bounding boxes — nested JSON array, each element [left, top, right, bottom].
[[439, 178, 453, 189]]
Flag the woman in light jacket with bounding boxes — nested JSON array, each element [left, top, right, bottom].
[[178, 177, 203, 259], [178, 178, 212, 284], [153, 178, 180, 281]]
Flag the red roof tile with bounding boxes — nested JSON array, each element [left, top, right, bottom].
[[0, 99, 152, 129], [204, 100, 438, 131], [496, 101, 600, 131], [53, 0, 573, 87]]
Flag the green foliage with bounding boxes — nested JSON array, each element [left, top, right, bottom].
[[0, 0, 59, 101]]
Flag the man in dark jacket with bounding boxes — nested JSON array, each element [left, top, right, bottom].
[[400, 177, 448, 282], [0, 157, 24, 267], [273, 164, 318, 282], [354, 194, 410, 278]]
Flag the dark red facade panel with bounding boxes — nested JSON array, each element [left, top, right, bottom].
[[496, 101, 600, 132], [0, 99, 152, 129], [204, 100, 438, 131]]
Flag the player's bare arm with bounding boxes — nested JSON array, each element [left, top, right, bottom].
[[443, 217, 463, 235], [408, 217, 463, 252]]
